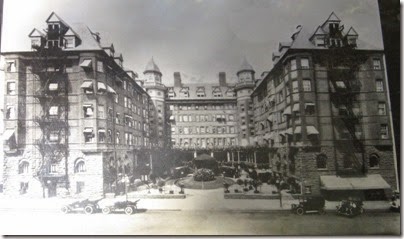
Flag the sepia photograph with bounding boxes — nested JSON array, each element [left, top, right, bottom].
[[0, 0, 400, 235]]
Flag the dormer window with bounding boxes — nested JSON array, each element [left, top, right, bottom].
[[347, 36, 357, 47], [31, 38, 41, 48], [47, 40, 60, 49], [329, 23, 339, 36], [48, 23, 60, 33], [315, 37, 325, 47], [196, 87, 206, 97], [65, 37, 75, 48]]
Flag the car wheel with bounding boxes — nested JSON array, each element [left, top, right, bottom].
[[61, 206, 69, 214], [318, 208, 326, 215], [102, 207, 111, 214], [296, 207, 304, 215], [125, 206, 134, 215], [84, 205, 94, 214]]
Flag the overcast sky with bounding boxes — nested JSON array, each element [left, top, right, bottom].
[[1, 0, 382, 84]]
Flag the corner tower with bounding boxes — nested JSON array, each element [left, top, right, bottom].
[[143, 58, 166, 147], [235, 57, 256, 146]]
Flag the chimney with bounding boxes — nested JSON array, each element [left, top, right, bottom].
[[219, 72, 226, 86], [174, 72, 182, 87]]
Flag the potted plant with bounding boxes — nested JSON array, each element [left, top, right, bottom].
[[157, 180, 165, 194]]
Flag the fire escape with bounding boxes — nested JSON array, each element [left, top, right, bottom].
[[326, 25, 367, 176], [32, 25, 70, 195]]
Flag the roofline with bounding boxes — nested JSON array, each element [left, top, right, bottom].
[[253, 47, 385, 95]]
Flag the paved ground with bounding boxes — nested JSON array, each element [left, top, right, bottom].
[[0, 209, 400, 235], [0, 188, 393, 212]]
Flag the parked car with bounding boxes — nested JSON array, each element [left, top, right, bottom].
[[102, 199, 140, 215], [61, 197, 103, 214], [336, 199, 364, 217], [291, 195, 326, 215]]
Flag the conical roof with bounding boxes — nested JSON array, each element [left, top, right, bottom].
[[144, 57, 161, 74], [237, 57, 255, 75]]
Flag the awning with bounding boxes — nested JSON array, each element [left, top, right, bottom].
[[269, 95, 275, 102], [285, 128, 293, 135], [80, 59, 92, 68], [84, 128, 93, 133], [307, 126, 319, 135], [305, 103, 315, 109], [278, 130, 285, 136], [283, 106, 291, 115], [97, 82, 107, 91], [107, 85, 116, 94], [81, 81, 93, 89], [292, 103, 300, 112], [264, 132, 273, 139], [335, 81, 346, 88], [48, 83, 58, 91], [267, 114, 273, 122], [98, 129, 106, 133], [3, 129, 15, 141], [294, 126, 301, 134], [320, 174, 391, 190], [169, 116, 175, 120]]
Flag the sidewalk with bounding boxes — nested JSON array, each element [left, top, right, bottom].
[[0, 189, 392, 212]]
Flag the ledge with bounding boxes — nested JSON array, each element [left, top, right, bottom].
[[224, 193, 280, 200], [127, 194, 186, 199]]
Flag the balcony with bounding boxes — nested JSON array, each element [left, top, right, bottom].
[[143, 81, 166, 90], [235, 81, 255, 90]]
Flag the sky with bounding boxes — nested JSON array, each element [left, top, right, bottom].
[[1, 0, 383, 85]]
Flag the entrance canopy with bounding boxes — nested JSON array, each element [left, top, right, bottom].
[[320, 174, 391, 190]]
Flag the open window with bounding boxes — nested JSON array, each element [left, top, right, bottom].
[[83, 104, 94, 118], [83, 127, 94, 143]]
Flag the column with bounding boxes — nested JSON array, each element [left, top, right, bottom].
[[254, 151, 257, 167]]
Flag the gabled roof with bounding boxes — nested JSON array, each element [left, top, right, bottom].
[[310, 25, 326, 39], [346, 27, 359, 36], [237, 57, 255, 74], [144, 57, 161, 74], [325, 11, 341, 22], [46, 12, 69, 27], [64, 28, 81, 40], [28, 28, 45, 38]]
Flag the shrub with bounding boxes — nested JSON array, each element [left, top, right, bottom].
[[193, 168, 215, 182], [236, 179, 244, 185]]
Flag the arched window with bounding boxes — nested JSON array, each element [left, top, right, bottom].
[[74, 159, 86, 173], [316, 154, 327, 169], [369, 154, 380, 168], [19, 161, 29, 174]]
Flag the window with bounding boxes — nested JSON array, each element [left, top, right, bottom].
[[76, 182, 84, 194], [98, 129, 106, 143], [48, 83, 58, 91], [50, 164, 58, 173], [19, 162, 29, 174], [6, 106, 15, 119], [83, 105, 93, 117], [278, 91, 284, 102], [7, 82, 16, 95], [305, 103, 315, 115], [108, 130, 112, 143], [292, 81, 298, 92], [98, 106, 105, 118], [65, 37, 75, 48], [84, 128, 94, 143], [378, 102, 386, 115], [335, 81, 346, 89], [124, 97, 128, 108], [369, 154, 380, 168], [303, 79, 311, 91], [115, 95, 119, 104], [116, 132, 120, 144], [373, 58, 381, 70], [75, 160, 86, 173], [6, 61, 16, 72], [380, 124, 388, 139], [49, 106, 58, 117], [316, 154, 327, 169], [290, 59, 297, 71], [376, 79, 384, 92], [315, 37, 325, 46], [301, 58, 309, 69], [97, 61, 104, 72], [304, 186, 312, 194], [20, 182, 29, 195], [116, 113, 120, 124], [49, 131, 59, 142]]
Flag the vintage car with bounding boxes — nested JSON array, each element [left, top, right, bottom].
[[101, 199, 140, 215], [336, 199, 364, 217], [61, 197, 103, 214], [291, 195, 326, 215]]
